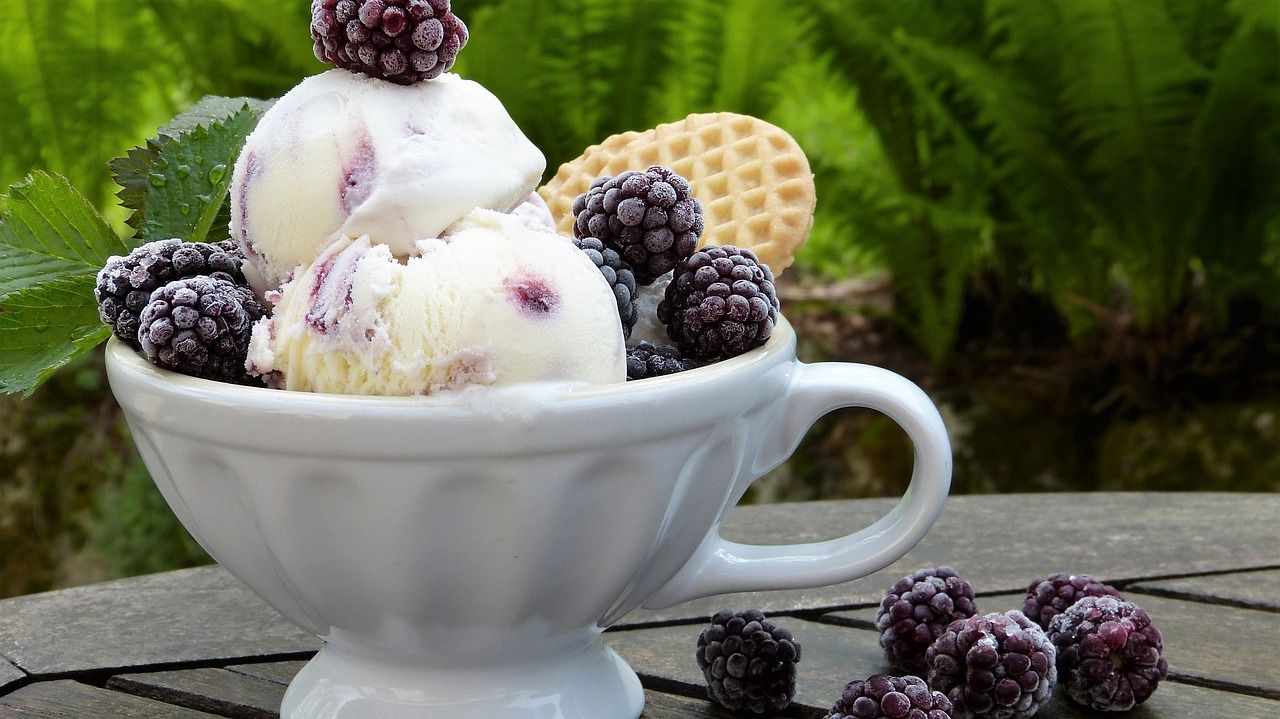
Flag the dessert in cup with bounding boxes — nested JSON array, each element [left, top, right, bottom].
[[94, 2, 955, 717]]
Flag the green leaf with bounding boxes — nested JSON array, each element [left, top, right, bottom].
[[0, 172, 126, 299], [0, 275, 109, 397], [111, 97, 269, 245]]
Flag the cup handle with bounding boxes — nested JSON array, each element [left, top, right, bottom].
[[642, 362, 952, 609]]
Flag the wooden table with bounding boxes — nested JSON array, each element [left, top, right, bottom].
[[1, 493, 1278, 718]]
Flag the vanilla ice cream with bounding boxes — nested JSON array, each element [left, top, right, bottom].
[[247, 210, 625, 395], [231, 69, 545, 293]]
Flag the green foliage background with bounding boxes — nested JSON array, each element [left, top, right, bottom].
[[1, 0, 1278, 596]]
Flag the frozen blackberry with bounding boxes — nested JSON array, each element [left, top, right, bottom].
[[572, 236, 637, 339], [626, 342, 700, 380], [824, 674, 953, 719], [138, 276, 265, 384], [1021, 573, 1124, 631], [96, 239, 246, 350], [1047, 596, 1167, 712], [658, 245, 779, 361], [876, 567, 979, 672], [311, 0, 468, 85], [571, 166, 704, 284], [696, 609, 800, 714], [926, 611, 1056, 719]]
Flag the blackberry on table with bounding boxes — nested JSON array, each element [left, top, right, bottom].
[[138, 276, 265, 384], [1022, 573, 1124, 631], [1048, 596, 1167, 712], [572, 166, 704, 284], [926, 611, 1056, 719], [658, 245, 779, 361], [696, 609, 800, 714], [311, 0, 468, 84], [876, 566, 978, 672], [824, 674, 953, 719], [96, 239, 246, 349], [572, 236, 638, 339], [626, 341, 700, 380]]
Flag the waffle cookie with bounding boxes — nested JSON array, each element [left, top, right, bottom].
[[540, 113, 816, 274]]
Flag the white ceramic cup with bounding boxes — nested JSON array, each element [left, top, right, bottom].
[[105, 318, 951, 719]]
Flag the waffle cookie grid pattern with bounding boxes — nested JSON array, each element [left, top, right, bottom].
[[540, 113, 816, 274]]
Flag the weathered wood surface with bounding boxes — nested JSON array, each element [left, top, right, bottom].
[[108, 662, 776, 719], [832, 591, 1280, 700], [628, 493, 1280, 625], [0, 567, 318, 676], [0, 679, 223, 717], [1, 494, 1278, 717], [108, 669, 286, 719], [1130, 569, 1280, 613], [0, 656, 26, 692]]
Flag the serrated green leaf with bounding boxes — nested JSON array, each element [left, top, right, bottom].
[[0, 171, 126, 299], [0, 275, 108, 397], [111, 97, 269, 245]]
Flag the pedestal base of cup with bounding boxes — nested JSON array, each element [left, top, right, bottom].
[[280, 640, 644, 719]]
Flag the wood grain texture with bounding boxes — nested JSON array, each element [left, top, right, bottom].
[[0, 566, 319, 676], [609, 617, 1280, 718], [620, 493, 1280, 626], [224, 661, 308, 686], [0, 679, 223, 717], [1130, 569, 1280, 612], [1, 656, 26, 693], [831, 590, 1280, 699], [106, 658, 799, 719], [108, 667, 286, 719]]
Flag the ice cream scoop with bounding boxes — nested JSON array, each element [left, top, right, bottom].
[[247, 210, 625, 395], [231, 69, 546, 293]]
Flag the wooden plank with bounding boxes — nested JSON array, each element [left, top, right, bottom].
[[1, 656, 26, 693], [0, 679, 222, 717], [608, 620, 1280, 718], [108, 667, 284, 719], [0, 566, 319, 676], [830, 591, 1280, 700], [620, 493, 1280, 626], [112, 660, 785, 719], [1130, 569, 1280, 612], [224, 661, 308, 686]]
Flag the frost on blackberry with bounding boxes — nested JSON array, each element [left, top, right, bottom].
[[311, 0, 469, 84], [572, 236, 638, 339], [626, 341, 700, 380], [824, 674, 954, 719], [876, 566, 979, 672], [926, 611, 1056, 719], [572, 166, 704, 284], [696, 609, 800, 714], [1022, 573, 1124, 631], [658, 245, 779, 361], [1048, 596, 1167, 712], [95, 239, 246, 350], [138, 276, 265, 384]]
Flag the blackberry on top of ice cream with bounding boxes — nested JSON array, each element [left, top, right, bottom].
[[658, 245, 779, 361], [876, 566, 978, 672], [1021, 573, 1123, 631], [572, 236, 637, 339], [96, 239, 246, 349], [572, 166, 704, 284], [696, 609, 800, 714], [311, 0, 468, 85], [1047, 596, 1167, 712], [138, 275, 265, 383]]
